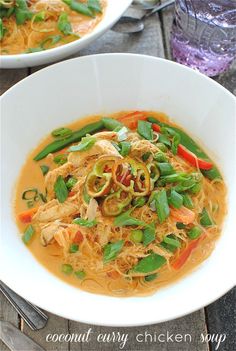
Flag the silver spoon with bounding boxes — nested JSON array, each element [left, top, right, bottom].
[[112, 0, 175, 34]]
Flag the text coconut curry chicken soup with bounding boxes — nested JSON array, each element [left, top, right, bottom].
[[0, 0, 106, 55], [15, 112, 227, 296]]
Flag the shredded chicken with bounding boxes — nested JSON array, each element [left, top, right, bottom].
[[68, 139, 121, 168], [45, 162, 74, 200], [33, 199, 79, 223]]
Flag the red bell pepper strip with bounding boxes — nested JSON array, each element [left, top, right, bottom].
[[152, 124, 161, 133], [172, 234, 206, 270], [18, 208, 37, 223], [170, 206, 195, 224], [118, 111, 146, 129], [73, 230, 84, 244], [177, 144, 213, 170]]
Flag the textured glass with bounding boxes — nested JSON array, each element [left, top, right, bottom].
[[171, 0, 236, 76]]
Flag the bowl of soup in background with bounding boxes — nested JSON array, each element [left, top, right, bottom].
[[1, 54, 235, 326], [0, 0, 132, 69]]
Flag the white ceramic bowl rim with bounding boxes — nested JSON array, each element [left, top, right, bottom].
[[1, 54, 236, 326], [0, 0, 132, 68]]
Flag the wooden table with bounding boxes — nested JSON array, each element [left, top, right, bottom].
[[1, 4, 235, 351]]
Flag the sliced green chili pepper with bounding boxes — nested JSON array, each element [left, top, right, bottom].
[[113, 157, 151, 196], [102, 189, 132, 216], [147, 162, 160, 190], [85, 156, 118, 198], [34, 121, 104, 161]]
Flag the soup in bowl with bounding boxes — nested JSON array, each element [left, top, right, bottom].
[[15, 110, 227, 297], [1, 54, 235, 325]]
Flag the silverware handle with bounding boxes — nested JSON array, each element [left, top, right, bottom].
[[144, 0, 175, 18], [0, 281, 48, 330]]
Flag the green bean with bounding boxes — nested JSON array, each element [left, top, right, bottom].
[[102, 117, 124, 131], [63, 0, 94, 17], [34, 120, 104, 161]]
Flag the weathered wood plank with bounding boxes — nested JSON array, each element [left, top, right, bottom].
[[68, 309, 208, 351], [160, 0, 174, 59], [0, 69, 28, 95], [205, 287, 236, 351], [214, 60, 236, 95], [0, 295, 20, 351], [79, 15, 164, 58], [22, 311, 69, 351], [0, 67, 28, 351]]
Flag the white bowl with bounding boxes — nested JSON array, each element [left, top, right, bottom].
[[0, 0, 132, 69], [1, 54, 236, 326]]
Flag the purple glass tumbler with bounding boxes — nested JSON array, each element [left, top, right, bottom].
[[171, 0, 236, 76]]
